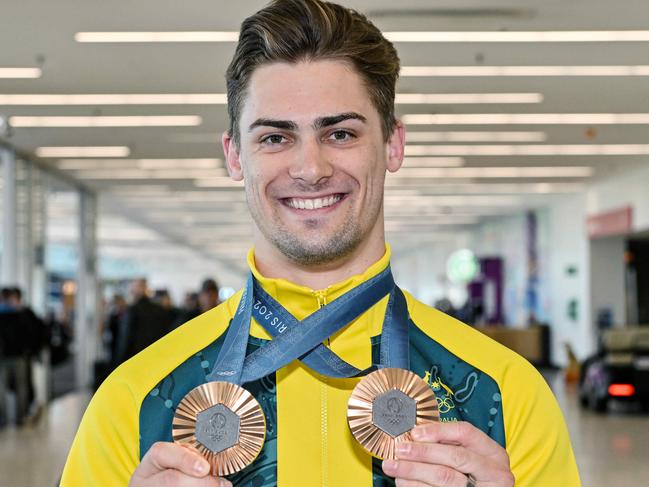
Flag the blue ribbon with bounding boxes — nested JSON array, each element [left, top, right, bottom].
[[207, 267, 409, 386]]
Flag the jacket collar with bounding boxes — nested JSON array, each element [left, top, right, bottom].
[[246, 245, 392, 339]]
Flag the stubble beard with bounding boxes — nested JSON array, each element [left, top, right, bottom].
[[248, 194, 374, 267]]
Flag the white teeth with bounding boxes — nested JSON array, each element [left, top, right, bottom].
[[287, 194, 341, 210]]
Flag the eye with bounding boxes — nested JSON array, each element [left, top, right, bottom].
[[260, 134, 287, 145], [327, 130, 355, 142]]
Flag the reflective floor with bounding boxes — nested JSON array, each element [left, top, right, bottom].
[[0, 375, 647, 486]]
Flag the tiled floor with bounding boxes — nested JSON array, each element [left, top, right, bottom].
[[0, 376, 647, 486]]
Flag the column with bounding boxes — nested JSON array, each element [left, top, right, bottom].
[[1, 146, 17, 285], [74, 189, 99, 389]]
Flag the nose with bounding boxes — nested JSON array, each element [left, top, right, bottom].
[[288, 138, 333, 185]]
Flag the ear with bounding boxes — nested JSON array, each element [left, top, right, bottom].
[[386, 119, 405, 173], [222, 131, 244, 181]]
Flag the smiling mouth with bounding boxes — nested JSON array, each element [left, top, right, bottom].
[[282, 193, 345, 210]]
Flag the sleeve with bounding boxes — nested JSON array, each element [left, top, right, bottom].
[[60, 374, 140, 486], [502, 360, 582, 486]]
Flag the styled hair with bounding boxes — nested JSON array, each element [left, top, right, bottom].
[[226, 0, 400, 145]]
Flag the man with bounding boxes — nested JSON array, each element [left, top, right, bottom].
[[62, 1, 581, 486], [198, 278, 221, 313], [115, 278, 174, 365]]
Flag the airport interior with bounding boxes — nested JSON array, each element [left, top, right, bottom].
[[1, 0, 649, 485]]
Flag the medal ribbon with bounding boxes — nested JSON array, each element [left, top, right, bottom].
[[207, 266, 409, 386]]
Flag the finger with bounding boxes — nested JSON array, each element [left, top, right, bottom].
[[154, 469, 232, 487], [137, 442, 211, 478], [395, 479, 431, 487], [383, 459, 467, 487], [395, 442, 490, 477], [412, 422, 509, 462]]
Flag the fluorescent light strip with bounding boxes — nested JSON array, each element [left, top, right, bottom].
[[0, 67, 42, 79], [194, 177, 245, 188], [385, 31, 649, 42], [406, 131, 547, 142], [0, 94, 227, 105], [395, 93, 542, 103], [71, 169, 227, 179], [73, 31, 649, 44], [385, 182, 584, 193], [403, 157, 465, 167], [405, 144, 649, 156], [57, 158, 222, 170], [0, 92, 538, 105], [391, 166, 593, 178], [11, 116, 202, 127], [36, 146, 130, 158], [74, 31, 239, 42], [402, 113, 649, 125], [401, 65, 649, 77]]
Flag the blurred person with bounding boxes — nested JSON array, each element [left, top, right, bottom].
[[106, 294, 128, 367], [154, 289, 181, 330], [114, 279, 173, 366], [198, 278, 220, 313], [62, 2, 580, 486], [0, 287, 30, 426]]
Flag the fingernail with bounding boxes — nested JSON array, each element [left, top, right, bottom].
[[396, 442, 411, 455], [382, 459, 398, 474], [194, 459, 209, 475]]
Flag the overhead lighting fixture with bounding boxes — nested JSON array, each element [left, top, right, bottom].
[[401, 65, 649, 77], [0, 67, 42, 79], [395, 93, 542, 103], [36, 146, 130, 158], [74, 31, 649, 44], [402, 113, 649, 125], [70, 169, 227, 179], [74, 31, 239, 43], [56, 158, 222, 170], [193, 177, 245, 188], [405, 144, 649, 156], [0, 94, 227, 105], [10, 115, 202, 127], [385, 31, 649, 43], [384, 182, 584, 194], [403, 157, 465, 167], [391, 166, 594, 178], [406, 131, 547, 142]]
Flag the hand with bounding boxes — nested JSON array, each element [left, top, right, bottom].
[[382, 422, 514, 487], [129, 442, 232, 487]]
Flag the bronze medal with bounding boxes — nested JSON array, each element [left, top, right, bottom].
[[172, 381, 266, 476], [347, 368, 439, 459]]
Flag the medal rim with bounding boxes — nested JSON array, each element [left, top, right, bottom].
[[347, 367, 439, 460], [172, 381, 266, 477]]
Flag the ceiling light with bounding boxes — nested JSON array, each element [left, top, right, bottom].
[[70, 169, 227, 179], [385, 31, 649, 42], [193, 177, 245, 188], [406, 131, 547, 142], [401, 65, 649, 77], [0, 67, 42, 79], [403, 157, 465, 167], [405, 144, 649, 156], [391, 166, 593, 178], [57, 158, 221, 170], [402, 113, 649, 125], [384, 182, 584, 193], [74, 31, 239, 43], [395, 93, 542, 103], [36, 146, 130, 158], [0, 94, 227, 105], [10, 115, 202, 127]]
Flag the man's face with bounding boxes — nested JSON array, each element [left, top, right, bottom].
[[224, 60, 404, 266]]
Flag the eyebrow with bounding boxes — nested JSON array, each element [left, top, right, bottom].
[[248, 112, 367, 133]]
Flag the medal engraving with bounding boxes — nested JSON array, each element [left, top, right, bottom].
[[195, 403, 241, 454], [348, 368, 439, 459], [173, 382, 266, 476], [372, 389, 417, 437]]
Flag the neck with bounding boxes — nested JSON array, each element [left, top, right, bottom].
[[253, 235, 387, 290]]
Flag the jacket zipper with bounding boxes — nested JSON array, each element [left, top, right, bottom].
[[314, 289, 329, 487]]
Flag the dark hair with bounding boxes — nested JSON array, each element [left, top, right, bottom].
[[226, 0, 400, 145]]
